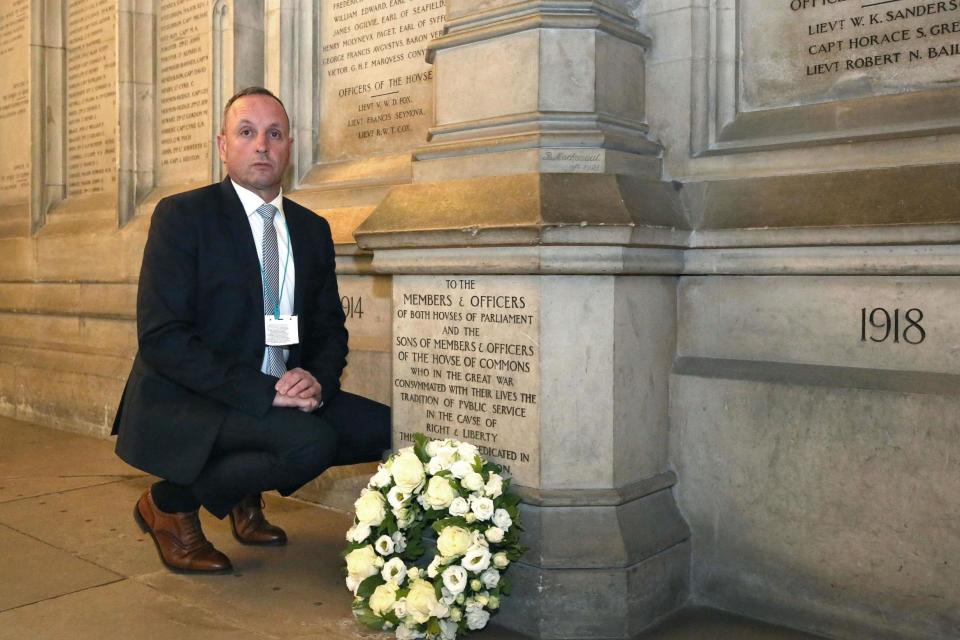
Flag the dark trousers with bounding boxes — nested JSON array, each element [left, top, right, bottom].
[[188, 390, 390, 518]]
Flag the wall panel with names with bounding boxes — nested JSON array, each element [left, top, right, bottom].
[[66, 0, 117, 198], [0, 0, 30, 205], [393, 276, 540, 487], [741, 0, 960, 110], [158, 0, 213, 187], [319, 0, 445, 162]]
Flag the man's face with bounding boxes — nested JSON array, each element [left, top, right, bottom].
[[217, 94, 293, 201]]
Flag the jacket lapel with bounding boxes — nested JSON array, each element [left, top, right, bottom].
[[283, 199, 308, 317], [219, 178, 263, 316]]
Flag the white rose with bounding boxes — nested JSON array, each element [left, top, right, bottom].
[[406, 579, 448, 624], [461, 472, 484, 492], [469, 496, 495, 521], [346, 522, 371, 543], [406, 567, 421, 581], [392, 531, 407, 553], [462, 545, 492, 573], [471, 530, 489, 548], [439, 619, 458, 640], [484, 474, 503, 498], [466, 607, 491, 630], [391, 451, 426, 493], [381, 557, 407, 584], [370, 465, 392, 488], [395, 622, 423, 640], [387, 485, 409, 509], [441, 564, 468, 594], [375, 534, 395, 556], [480, 568, 500, 589], [492, 508, 512, 531], [449, 459, 474, 479], [427, 454, 451, 475], [345, 545, 379, 592], [426, 554, 446, 578], [492, 551, 510, 569], [393, 598, 408, 618], [393, 506, 415, 529], [354, 491, 387, 526], [476, 592, 489, 607], [456, 442, 479, 460], [423, 476, 457, 510], [345, 574, 360, 593], [369, 582, 398, 615], [440, 586, 456, 606], [448, 496, 469, 517], [449, 606, 462, 622], [484, 526, 504, 544], [436, 525, 472, 558]]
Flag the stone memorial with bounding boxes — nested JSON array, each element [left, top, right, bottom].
[[158, 0, 213, 188], [319, 0, 444, 162], [66, 0, 117, 199], [0, 0, 30, 218], [392, 277, 540, 486]]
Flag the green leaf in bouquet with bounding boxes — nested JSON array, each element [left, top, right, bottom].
[[354, 607, 386, 630], [507, 545, 526, 561], [356, 574, 386, 599], [499, 576, 513, 595], [434, 579, 444, 599], [502, 492, 521, 509], [432, 516, 469, 533], [343, 541, 369, 554], [413, 433, 431, 463], [402, 540, 425, 560], [427, 619, 442, 636]]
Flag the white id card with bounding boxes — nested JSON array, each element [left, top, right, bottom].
[[265, 315, 299, 346]]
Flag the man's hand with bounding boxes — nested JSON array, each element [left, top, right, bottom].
[[272, 392, 319, 413], [273, 368, 322, 412]]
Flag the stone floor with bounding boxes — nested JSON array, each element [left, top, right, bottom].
[[0, 416, 827, 640]]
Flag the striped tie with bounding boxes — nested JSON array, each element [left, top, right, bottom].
[[256, 203, 286, 378]]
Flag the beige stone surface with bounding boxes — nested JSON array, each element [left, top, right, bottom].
[[0, 579, 259, 640], [671, 375, 960, 640], [679, 276, 960, 376], [0, 0, 30, 209], [0, 523, 121, 612], [0, 414, 828, 640], [318, 0, 444, 162], [393, 275, 541, 487]]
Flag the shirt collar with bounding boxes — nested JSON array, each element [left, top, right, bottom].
[[230, 179, 284, 218]]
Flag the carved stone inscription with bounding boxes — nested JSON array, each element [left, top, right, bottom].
[[0, 0, 29, 204], [67, 0, 117, 197], [320, 0, 445, 162], [158, 0, 212, 186], [393, 276, 540, 487], [741, 0, 960, 109]]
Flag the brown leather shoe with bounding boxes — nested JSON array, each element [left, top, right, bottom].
[[229, 493, 288, 546], [134, 489, 232, 573]]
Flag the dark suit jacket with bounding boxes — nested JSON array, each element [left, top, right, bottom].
[[112, 179, 348, 484]]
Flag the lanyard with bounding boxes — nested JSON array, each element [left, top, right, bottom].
[[260, 213, 291, 319]]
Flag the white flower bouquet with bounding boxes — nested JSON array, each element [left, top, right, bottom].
[[344, 433, 525, 639]]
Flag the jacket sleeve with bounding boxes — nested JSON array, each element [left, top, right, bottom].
[[136, 197, 277, 417], [299, 216, 349, 403]]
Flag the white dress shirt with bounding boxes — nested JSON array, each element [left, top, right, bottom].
[[231, 180, 296, 374]]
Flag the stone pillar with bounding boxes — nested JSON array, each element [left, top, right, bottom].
[[356, 2, 691, 636]]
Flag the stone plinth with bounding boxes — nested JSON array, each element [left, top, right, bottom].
[[377, 262, 690, 638]]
